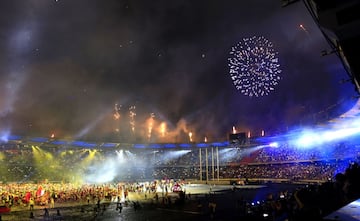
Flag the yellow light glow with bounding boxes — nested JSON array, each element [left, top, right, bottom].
[[0, 152, 5, 161], [147, 113, 155, 140], [159, 122, 166, 137]]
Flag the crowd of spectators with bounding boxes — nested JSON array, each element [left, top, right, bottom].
[[1, 139, 360, 183]]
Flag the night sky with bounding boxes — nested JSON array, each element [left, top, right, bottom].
[[0, 0, 357, 143]]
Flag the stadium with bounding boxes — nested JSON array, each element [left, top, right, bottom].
[[2, 122, 360, 185], [1, 0, 360, 221]]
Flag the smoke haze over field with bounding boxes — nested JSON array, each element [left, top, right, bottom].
[[0, 0, 357, 143]]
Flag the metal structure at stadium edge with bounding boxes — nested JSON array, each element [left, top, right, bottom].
[[284, 0, 360, 95]]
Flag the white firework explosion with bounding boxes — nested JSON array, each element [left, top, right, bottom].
[[228, 36, 282, 97]]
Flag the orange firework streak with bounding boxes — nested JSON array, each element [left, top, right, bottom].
[[147, 113, 155, 140], [159, 122, 166, 137]]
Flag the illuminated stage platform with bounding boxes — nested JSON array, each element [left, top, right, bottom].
[[324, 198, 360, 221]]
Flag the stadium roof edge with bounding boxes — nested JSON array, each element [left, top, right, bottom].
[[4, 135, 232, 149]]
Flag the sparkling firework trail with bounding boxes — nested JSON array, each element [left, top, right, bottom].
[[114, 103, 121, 133], [228, 36, 282, 97], [147, 113, 155, 141], [232, 126, 237, 134], [159, 122, 166, 137], [129, 106, 136, 134], [299, 24, 309, 34], [113, 103, 121, 120]]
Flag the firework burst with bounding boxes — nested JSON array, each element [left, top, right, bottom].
[[228, 36, 282, 97]]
